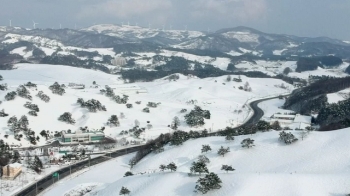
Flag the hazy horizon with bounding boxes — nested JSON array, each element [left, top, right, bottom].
[[1, 0, 350, 40]]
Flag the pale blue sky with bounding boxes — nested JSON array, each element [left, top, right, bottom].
[[1, 0, 349, 40]]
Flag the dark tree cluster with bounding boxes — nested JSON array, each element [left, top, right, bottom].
[[17, 85, 32, 100], [24, 82, 37, 88], [143, 107, 150, 113], [58, 112, 75, 124], [129, 133, 172, 168], [159, 162, 177, 172], [41, 54, 110, 73], [107, 115, 120, 127], [49, 82, 65, 95], [36, 91, 50, 102], [184, 106, 211, 127], [77, 98, 106, 112], [0, 83, 7, 91], [241, 138, 255, 148], [221, 165, 235, 173], [279, 131, 298, 144], [147, 102, 159, 108], [30, 155, 43, 173], [0, 109, 8, 117], [190, 161, 209, 176], [195, 172, 222, 194], [317, 98, 350, 128], [24, 102, 39, 116], [295, 57, 321, 72], [217, 146, 230, 157], [100, 86, 129, 104], [284, 76, 350, 114], [24, 102, 39, 112]]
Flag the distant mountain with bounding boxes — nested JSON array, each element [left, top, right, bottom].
[[1, 24, 350, 70], [82, 24, 205, 45], [176, 26, 350, 58]]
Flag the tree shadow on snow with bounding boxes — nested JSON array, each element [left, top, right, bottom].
[[174, 174, 196, 196]]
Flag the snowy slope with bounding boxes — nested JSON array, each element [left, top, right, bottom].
[[0, 63, 292, 147], [45, 129, 350, 196]]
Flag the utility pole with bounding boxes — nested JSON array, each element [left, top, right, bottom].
[[89, 155, 91, 168]]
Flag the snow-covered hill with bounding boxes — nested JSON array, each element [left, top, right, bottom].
[[82, 24, 205, 45], [44, 128, 350, 196], [0, 63, 292, 147]]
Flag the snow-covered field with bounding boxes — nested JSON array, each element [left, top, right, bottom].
[[0, 63, 292, 147], [44, 128, 350, 196]]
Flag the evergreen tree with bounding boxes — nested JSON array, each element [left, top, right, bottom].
[[195, 172, 222, 194], [0, 83, 7, 91], [221, 165, 235, 173], [5, 91, 17, 101], [18, 115, 29, 130], [201, 145, 212, 153], [184, 106, 209, 127], [58, 112, 75, 124], [241, 138, 255, 148], [159, 164, 167, 172], [226, 75, 232, 82], [225, 134, 234, 141], [197, 155, 210, 164], [123, 171, 133, 177], [107, 115, 120, 127], [17, 85, 32, 100], [190, 161, 209, 175], [279, 131, 298, 144], [49, 82, 65, 95], [31, 155, 43, 173], [167, 162, 177, 172], [171, 116, 180, 130], [257, 120, 271, 131], [270, 121, 282, 130], [7, 116, 19, 133], [0, 109, 9, 117], [217, 146, 230, 157], [170, 131, 189, 146], [119, 186, 131, 195], [36, 91, 50, 102]]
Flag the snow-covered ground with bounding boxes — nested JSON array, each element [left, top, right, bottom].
[[0, 63, 292, 147], [43, 128, 350, 196], [41, 153, 134, 196], [327, 88, 350, 104]]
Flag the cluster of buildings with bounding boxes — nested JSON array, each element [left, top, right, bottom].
[[269, 113, 312, 129]]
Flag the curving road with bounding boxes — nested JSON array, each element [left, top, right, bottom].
[[14, 95, 282, 196], [14, 146, 142, 196]]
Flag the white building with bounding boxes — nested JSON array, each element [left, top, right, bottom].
[[270, 113, 311, 127], [112, 57, 127, 66], [62, 130, 105, 144]]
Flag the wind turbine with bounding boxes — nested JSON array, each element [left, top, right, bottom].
[[59, 24, 62, 29], [127, 21, 130, 26], [9, 20, 12, 27], [148, 23, 151, 29], [32, 21, 38, 29]]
